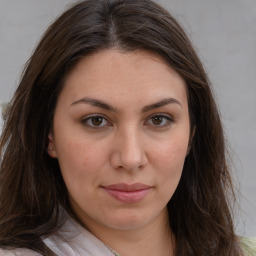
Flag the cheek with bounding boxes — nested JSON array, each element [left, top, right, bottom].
[[150, 136, 188, 190], [152, 139, 188, 168], [56, 139, 108, 183]]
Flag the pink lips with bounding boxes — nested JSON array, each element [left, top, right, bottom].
[[102, 183, 152, 203]]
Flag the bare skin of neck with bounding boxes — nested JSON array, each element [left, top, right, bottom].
[[78, 207, 175, 256]]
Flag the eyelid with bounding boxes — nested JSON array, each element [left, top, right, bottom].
[[145, 113, 174, 127], [80, 112, 174, 129], [81, 114, 112, 128], [147, 112, 174, 120]]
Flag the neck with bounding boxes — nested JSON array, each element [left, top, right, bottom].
[[84, 208, 174, 256]]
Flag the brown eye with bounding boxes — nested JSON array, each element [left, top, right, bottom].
[[91, 116, 103, 126], [82, 115, 110, 128], [152, 116, 163, 125], [146, 114, 173, 128]]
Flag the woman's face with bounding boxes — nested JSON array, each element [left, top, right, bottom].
[[49, 49, 190, 233]]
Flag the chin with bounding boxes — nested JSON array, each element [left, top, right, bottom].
[[101, 209, 162, 231]]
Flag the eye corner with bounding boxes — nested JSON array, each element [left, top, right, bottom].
[[145, 113, 174, 128], [81, 114, 112, 129]]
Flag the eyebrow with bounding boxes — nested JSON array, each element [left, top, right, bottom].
[[142, 98, 182, 112], [71, 97, 118, 112], [70, 97, 182, 112]]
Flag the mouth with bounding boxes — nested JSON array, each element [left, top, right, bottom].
[[101, 183, 152, 203]]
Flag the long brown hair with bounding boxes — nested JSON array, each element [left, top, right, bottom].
[[0, 0, 243, 255]]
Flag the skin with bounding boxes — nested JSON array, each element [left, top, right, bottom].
[[48, 49, 191, 256]]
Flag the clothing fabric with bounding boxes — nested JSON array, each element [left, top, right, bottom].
[[241, 237, 256, 256], [0, 215, 255, 256], [0, 215, 115, 256], [43, 216, 115, 256]]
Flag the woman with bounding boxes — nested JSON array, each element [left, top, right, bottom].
[[0, 0, 255, 255]]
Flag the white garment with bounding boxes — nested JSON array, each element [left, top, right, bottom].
[[0, 216, 115, 256], [43, 215, 115, 256]]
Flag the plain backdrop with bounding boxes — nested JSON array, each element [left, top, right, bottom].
[[0, 0, 255, 236]]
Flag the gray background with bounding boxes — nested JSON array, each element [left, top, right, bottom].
[[0, 0, 255, 236]]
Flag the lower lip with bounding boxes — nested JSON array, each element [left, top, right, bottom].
[[102, 188, 151, 203]]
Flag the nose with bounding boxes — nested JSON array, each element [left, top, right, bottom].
[[110, 128, 148, 171]]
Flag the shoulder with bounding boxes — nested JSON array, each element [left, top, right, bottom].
[[0, 248, 41, 256], [241, 237, 256, 256]]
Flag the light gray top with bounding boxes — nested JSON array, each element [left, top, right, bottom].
[[0, 214, 255, 255], [0, 215, 115, 256]]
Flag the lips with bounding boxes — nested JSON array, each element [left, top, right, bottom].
[[104, 183, 152, 191], [101, 183, 152, 203]]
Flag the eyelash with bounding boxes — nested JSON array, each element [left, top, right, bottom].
[[145, 114, 174, 128], [81, 115, 111, 129], [81, 113, 174, 129]]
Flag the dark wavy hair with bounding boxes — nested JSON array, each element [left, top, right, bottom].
[[0, 0, 243, 255]]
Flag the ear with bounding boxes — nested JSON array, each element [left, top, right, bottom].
[[47, 132, 58, 158], [186, 126, 196, 156]]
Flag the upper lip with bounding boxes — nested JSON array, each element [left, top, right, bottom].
[[102, 183, 152, 191]]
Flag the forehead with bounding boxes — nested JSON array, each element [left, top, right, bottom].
[[60, 49, 187, 107]]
